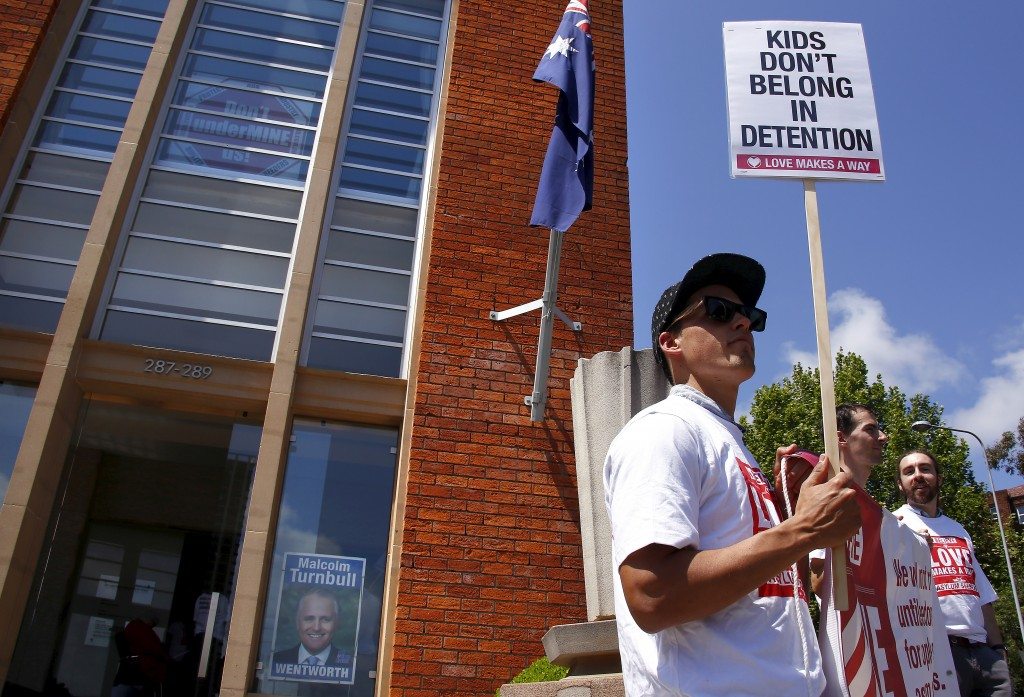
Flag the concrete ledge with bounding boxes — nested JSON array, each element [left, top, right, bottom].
[[499, 673, 625, 697], [543, 620, 620, 675]]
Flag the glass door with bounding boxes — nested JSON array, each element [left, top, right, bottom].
[[3, 401, 261, 697]]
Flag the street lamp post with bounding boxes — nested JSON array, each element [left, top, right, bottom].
[[911, 420, 1024, 659]]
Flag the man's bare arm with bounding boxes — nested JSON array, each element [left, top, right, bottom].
[[619, 457, 860, 633], [982, 603, 1004, 647]]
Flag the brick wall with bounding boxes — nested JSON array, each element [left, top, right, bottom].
[[396, 0, 632, 694], [0, 0, 59, 131]]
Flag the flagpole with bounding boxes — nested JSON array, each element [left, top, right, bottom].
[[804, 179, 849, 611], [491, 0, 592, 421], [528, 228, 565, 421]]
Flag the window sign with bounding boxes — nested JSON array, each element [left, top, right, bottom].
[[268, 553, 365, 684]]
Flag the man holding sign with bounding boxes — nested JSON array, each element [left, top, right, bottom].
[[895, 450, 1011, 697], [604, 252, 861, 696], [810, 403, 890, 593]]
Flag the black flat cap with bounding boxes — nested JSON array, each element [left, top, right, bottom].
[[651, 253, 766, 382]]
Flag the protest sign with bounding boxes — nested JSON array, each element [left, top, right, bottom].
[[819, 488, 957, 697], [724, 21, 884, 180]]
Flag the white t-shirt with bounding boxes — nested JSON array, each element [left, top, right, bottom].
[[894, 504, 997, 643], [604, 386, 822, 697]]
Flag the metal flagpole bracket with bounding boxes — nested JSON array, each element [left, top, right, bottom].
[[490, 228, 581, 421], [489, 302, 582, 332]]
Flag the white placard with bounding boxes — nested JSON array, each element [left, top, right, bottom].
[[724, 21, 884, 181], [85, 616, 114, 647], [97, 574, 119, 600], [133, 578, 156, 606]]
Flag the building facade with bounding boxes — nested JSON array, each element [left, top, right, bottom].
[[0, 0, 631, 695], [994, 486, 1024, 529]]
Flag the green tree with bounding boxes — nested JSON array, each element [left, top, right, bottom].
[[740, 351, 1024, 687], [986, 416, 1024, 478]]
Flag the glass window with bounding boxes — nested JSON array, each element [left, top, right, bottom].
[[319, 265, 409, 306], [142, 169, 302, 219], [20, 151, 110, 190], [312, 298, 405, 341], [364, 31, 438, 64], [182, 53, 328, 99], [338, 166, 420, 200], [100, 310, 275, 360], [34, 121, 121, 155], [0, 0, 168, 335], [172, 80, 321, 126], [81, 9, 162, 42], [47, 91, 133, 128], [164, 109, 315, 156], [353, 81, 432, 117], [307, 336, 402, 376], [94, 0, 168, 17], [154, 138, 310, 184], [111, 272, 282, 323], [0, 381, 36, 505], [360, 56, 434, 90], [193, 28, 333, 71], [233, 0, 344, 23], [121, 236, 289, 288], [343, 136, 424, 173], [0, 219, 89, 261], [7, 185, 100, 226], [0, 295, 64, 332], [133, 202, 295, 252], [0, 256, 76, 297], [368, 8, 441, 40], [1015, 503, 1024, 525], [330, 197, 417, 237], [69, 35, 153, 69], [304, 0, 451, 375], [349, 108, 428, 145], [200, 3, 339, 46], [324, 230, 413, 268], [254, 420, 398, 694], [58, 63, 143, 97], [375, 0, 444, 17]]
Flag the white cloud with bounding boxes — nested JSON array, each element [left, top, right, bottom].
[[783, 288, 967, 394], [950, 348, 1024, 444]]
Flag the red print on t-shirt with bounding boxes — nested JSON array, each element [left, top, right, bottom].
[[734, 457, 805, 600], [930, 536, 979, 597]]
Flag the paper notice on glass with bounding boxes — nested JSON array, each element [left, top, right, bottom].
[[85, 616, 114, 647], [133, 578, 156, 605], [97, 574, 119, 600]]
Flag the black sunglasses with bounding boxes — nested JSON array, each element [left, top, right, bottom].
[[700, 296, 767, 332]]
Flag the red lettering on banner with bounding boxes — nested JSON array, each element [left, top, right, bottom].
[[839, 489, 907, 695]]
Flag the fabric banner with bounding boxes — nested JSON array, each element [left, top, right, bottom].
[[529, 0, 594, 232], [819, 487, 958, 697]]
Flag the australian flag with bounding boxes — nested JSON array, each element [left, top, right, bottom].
[[529, 0, 594, 232]]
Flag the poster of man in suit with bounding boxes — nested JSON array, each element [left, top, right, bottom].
[[270, 553, 366, 685]]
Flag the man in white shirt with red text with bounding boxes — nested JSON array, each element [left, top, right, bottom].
[[604, 252, 862, 696], [894, 449, 1011, 697]]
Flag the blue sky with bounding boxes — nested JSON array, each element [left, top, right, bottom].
[[621, 2, 1024, 490]]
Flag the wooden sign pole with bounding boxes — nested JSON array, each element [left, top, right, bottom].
[[803, 179, 849, 611]]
